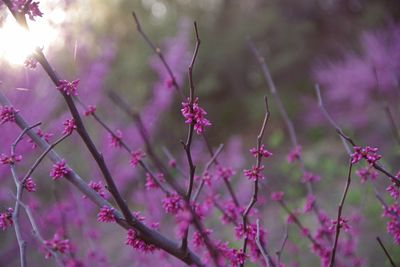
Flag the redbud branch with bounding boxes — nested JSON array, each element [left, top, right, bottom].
[[315, 85, 400, 186], [376, 237, 397, 267], [192, 143, 224, 202], [248, 38, 326, 228], [131, 11, 184, 99], [15, 198, 66, 266], [202, 135, 240, 207], [256, 219, 276, 267], [279, 200, 319, 246], [240, 96, 270, 261], [329, 160, 353, 267], [276, 224, 289, 266], [74, 96, 171, 195], [9, 122, 41, 267], [372, 67, 400, 147], [0, 92, 205, 267], [107, 90, 185, 194]]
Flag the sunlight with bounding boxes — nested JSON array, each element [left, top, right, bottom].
[[0, 4, 66, 66]]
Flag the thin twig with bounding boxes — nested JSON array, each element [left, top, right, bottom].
[[240, 96, 270, 265], [255, 219, 276, 267], [0, 92, 205, 267], [276, 225, 289, 266], [376, 237, 397, 267], [131, 11, 184, 98], [316, 85, 400, 187], [329, 160, 353, 267]]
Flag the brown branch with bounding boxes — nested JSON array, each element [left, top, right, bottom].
[[329, 161, 353, 267], [131, 11, 184, 98], [376, 237, 397, 267], [256, 219, 276, 267], [240, 96, 270, 265], [275, 224, 289, 266], [0, 92, 205, 267], [316, 85, 400, 187]]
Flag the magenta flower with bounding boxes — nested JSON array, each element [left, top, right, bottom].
[[351, 146, 382, 165], [24, 177, 36, 192], [109, 130, 123, 148], [243, 165, 265, 181], [62, 118, 77, 135], [181, 97, 211, 134], [271, 191, 284, 201], [145, 173, 165, 190], [57, 79, 80, 96], [0, 154, 22, 165], [287, 145, 302, 163], [88, 181, 107, 199], [234, 223, 257, 240], [0, 208, 13, 231], [192, 229, 212, 248], [29, 129, 53, 148], [250, 144, 272, 158], [126, 229, 157, 253], [230, 249, 247, 266], [0, 106, 18, 124], [329, 217, 351, 232], [84, 105, 96, 116], [217, 166, 236, 181], [384, 204, 400, 245], [24, 56, 38, 69], [302, 172, 321, 183], [130, 150, 145, 167], [303, 194, 316, 213], [50, 160, 70, 180], [44, 232, 70, 258], [97, 206, 116, 223], [12, 0, 43, 21], [162, 193, 183, 215], [386, 184, 400, 200], [356, 167, 378, 183]]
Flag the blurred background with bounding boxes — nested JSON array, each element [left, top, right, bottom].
[[0, 0, 400, 266]]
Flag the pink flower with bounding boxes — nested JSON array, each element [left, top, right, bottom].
[[109, 130, 123, 148], [329, 217, 351, 232], [97, 206, 116, 223], [302, 172, 321, 183], [126, 229, 157, 253], [287, 145, 302, 163], [130, 150, 145, 167], [62, 118, 76, 135], [250, 144, 272, 158], [12, 0, 43, 21], [88, 181, 107, 199], [386, 184, 400, 200], [29, 129, 53, 148], [356, 167, 378, 183], [217, 166, 236, 181], [181, 97, 211, 134], [84, 105, 96, 116], [192, 229, 212, 248], [0, 154, 22, 165], [303, 194, 316, 213], [384, 204, 400, 245], [44, 232, 70, 258], [145, 173, 165, 190], [234, 223, 257, 240], [24, 177, 36, 192], [0, 106, 18, 124], [271, 191, 284, 201], [50, 160, 70, 180], [230, 249, 247, 266], [351, 146, 381, 165], [24, 56, 38, 69], [0, 208, 13, 231], [162, 193, 183, 215], [243, 165, 265, 181], [57, 79, 80, 96]]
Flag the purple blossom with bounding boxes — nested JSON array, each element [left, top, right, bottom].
[[50, 160, 70, 180], [97, 206, 116, 223], [181, 97, 211, 134], [0, 106, 18, 124], [57, 79, 80, 96]]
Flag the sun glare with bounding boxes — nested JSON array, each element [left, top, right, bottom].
[[0, 3, 66, 66]]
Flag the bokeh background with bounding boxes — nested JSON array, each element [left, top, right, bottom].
[[0, 0, 400, 266]]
